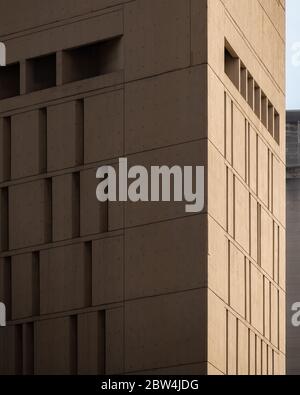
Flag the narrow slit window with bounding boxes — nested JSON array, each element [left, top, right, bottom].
[[0, 63, 20, 100], [261, 92, 268, 128], [247, 74, 254, 109], [267, 102, 274, 137], [274, 111, 280, 144], [240, 64, 247, 100], [62, 37, 123, 84], [225, 47, 240, 90], [26, 53, 56, 93], [224, 40, 280, 145], [254, 83, 261, 119]]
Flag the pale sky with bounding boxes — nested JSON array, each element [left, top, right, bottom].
[[286, 0, 300, 109]]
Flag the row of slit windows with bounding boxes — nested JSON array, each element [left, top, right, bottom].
[[0, 36, 122, 100], [225, 42, 280, 145]]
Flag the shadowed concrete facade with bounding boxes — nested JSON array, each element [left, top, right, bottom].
[[0, 0, 285, 375]]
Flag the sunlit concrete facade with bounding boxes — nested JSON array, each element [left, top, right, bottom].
[[0, 0, 285, 375]]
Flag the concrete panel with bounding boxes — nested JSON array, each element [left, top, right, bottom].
[[92, 236, 123, 306], [47, 101, 83, 172], [9, 180, 51, 249], [40, 243, 91, 314], [124, 0, 190, 80], [232, 103, 246, 180], [52, 173, 80, 241], [35, 317, 76, 375], [77, 311, 105, 375], [208, 217, 228, 302], [125, 141, 207, 228], [227, 312, 237, 375], [125, 66, 206, 154], [11, 110, 46, 179], [261, 208, 273, 278], [235, 178, 250, 253], [257, 137, 269, 206], [0, 117, 11, 183], [125, 290, 206, 373], [0, 325, 22, 375], [207, 291, 226, 374], [250, 264, 264, 334], [126, 216, 207, 300], [106, 307, 124, 374], [11, 253, 39, 319], [230, 243, 246, 318], [238, 320, 249, 375], [84, 90, 123, 164], [80, 168, 108, 237]]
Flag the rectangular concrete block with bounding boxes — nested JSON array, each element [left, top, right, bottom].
[[126, 215, 206, 300], [80, 168, 108, 237], [264, 277, 271, 340], [235, 177, 250, 253], [230, 243, 246, 318], [249, 125, 257, 193], [124, 0, 190, 80], [271, 285, 279, 348], [125, 141, 207, 228], [232, 103, 246, 180], [208, 142, 227, 228], [77, 311, 105, 375], [106, 307, 124, 374], [238, 320, 249, 375], [11, 253, 39, 319], [261, 341, 268, 375], [227, 311, 237, 375], [208, 217, 228, 302], [35, 317, 76, 375], [52, 173, 80, 241], [125, 290, 206, 373], [47, 101, 83, 171], [279, 226, 286, 290], [0, 117, 11, 182], [0, 325, 22, 375], [257, 136, 269, 206], [261, 208, 273, 278], [207, 290, 226, 374], [84, 90, 123, 164], [92, 236, 123, 306], [225, 93, 232, 164], [256, 336, 262, 375], [40, 243, 91, 314], [0, 257, 11, 319], [250, 196, 258, 262], [249, 330, 256, 375], [250, 264, 264, 334], [11, 109, 46, 179], [9, 179, 51, 249], [226, 168, 234, 237], [125, 66, 206, 154]]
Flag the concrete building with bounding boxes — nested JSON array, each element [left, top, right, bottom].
[[0, 0, 285, 375], [286, 110, 300, 375]]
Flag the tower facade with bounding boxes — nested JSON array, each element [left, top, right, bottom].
[[0, 0, 285, 375]]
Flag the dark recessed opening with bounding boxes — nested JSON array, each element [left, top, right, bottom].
[[225, 47, 240, 90], [62, 37, 122, 84], [26, 53, 56, 93], [274, 111, 280, 144], [261, 92, 268, 128], [0, 63, 20, 100]]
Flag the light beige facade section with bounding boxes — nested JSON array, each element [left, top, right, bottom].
[[206, 0, 286, 375]]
